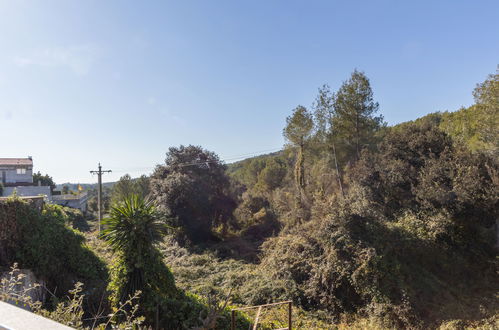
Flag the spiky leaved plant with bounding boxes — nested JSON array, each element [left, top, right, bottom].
[[102, 194, 177, 319]]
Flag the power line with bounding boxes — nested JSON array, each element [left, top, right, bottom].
[[110, 147, 283, 173]]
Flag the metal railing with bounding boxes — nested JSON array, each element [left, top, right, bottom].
[[231, 300, 292, 330]]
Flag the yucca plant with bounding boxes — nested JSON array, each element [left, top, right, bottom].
[[102, 195, 168, 253], [102, 195, 176, 311]]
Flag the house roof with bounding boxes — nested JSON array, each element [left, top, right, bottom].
[[0, 158, 33, 166]]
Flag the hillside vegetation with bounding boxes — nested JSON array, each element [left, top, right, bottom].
[[1, 68, 497, 329]]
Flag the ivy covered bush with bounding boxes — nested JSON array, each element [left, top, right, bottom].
[[0, 198, 108, 309]]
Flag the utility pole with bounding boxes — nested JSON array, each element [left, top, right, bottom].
[[90, 163, 111, 234]]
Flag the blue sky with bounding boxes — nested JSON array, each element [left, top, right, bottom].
[[1, 0, 498, 183]]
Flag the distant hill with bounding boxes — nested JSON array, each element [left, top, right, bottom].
[[394, 104, 495, 154]]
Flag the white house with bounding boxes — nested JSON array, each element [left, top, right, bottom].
[[0, 157, 52, 200], [0, 157, 88, 212], [0, 157, 34, 185]]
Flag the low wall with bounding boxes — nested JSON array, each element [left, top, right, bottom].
[[0, 301, 72, 330], [2, 186, 52, 200]]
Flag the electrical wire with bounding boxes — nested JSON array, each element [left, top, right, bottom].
[[110, 146, 283, 173]]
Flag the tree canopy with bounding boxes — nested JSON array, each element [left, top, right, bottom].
[[332, 70, 384, 161], [150, 145, 236, 244], [33, 171, 56, 191]]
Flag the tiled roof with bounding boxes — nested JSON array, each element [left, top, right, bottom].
[[0, 158, 33, 166]]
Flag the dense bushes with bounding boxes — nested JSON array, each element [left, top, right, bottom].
[[256, 121, 498, 327], [0, 199, 108, 308]]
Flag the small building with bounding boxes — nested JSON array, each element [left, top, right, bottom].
[[0, 157, 34, 186], [0, 157, 88, 213], [0, 157, 52, 201], [52, 192, 88, 213]]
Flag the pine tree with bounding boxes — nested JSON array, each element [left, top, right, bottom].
[[332, 70, 384, 162]]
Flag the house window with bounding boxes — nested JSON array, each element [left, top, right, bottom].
[[16, 168, 26, 174]]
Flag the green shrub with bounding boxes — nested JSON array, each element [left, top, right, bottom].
[[0, 198, 109, 309]]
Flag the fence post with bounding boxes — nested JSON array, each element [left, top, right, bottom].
[[231, 309, 235, 330], [288, 301, 292, 330]]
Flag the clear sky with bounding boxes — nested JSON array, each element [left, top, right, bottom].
[[1, 0, 498, 183]]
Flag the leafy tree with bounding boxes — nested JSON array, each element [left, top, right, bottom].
[[33, 172, 56, 191], [150, 145, 236, 244], [135, 174, 151, 198], [332, 70, 384, 161], [62, 185, 70, 195], [255, 158, 287, 192], [313, 84, 344, 196], [111, 174, 151, 206], [351, 121, 454, 215], [102, 195, 177, 318], [473, 68, 498, 156], [88, 186, 111, 215], [313, 84, 335, 144], [283, 106, 314, 190], [261, 120, 498, 327], [111, 174, 135, 204]]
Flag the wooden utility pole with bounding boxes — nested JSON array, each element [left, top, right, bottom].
[[90, 163, 111, 234]]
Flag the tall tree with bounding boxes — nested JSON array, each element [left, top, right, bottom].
[[111, 174, 135, 204], [313, 84, 334, 144], [111, 174, 151, 205], [473, 68, 498, 157], [332, 70, 384, 161], [135, 175, 151, 198], [283, 106, 314, 190], [150, 145, 236, 244], [313, 85, 344, 196]]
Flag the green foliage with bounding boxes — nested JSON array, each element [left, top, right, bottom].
[[0, 199, 108, 308], [1, 263, 144, 328], [399, 68, 498, 158], [4, 68, 496, 328], [255, 158, 287, 193], [151, 145, 237, 244], [88, 186, 112, 215], [259, 119, 498, 327], [227, 151, 290, 191], [32, 172, 56, 191], [101, 195, 233, 328], [102, 195, 177, 314], [473, 67, 498, 156], [221, 68, 498, 327], [283, 105, 314, 148], [234, 193, 281, 244], [283, 106, 314, 190], [332, 69, 384, 161], [110, 174, 150, 205], [42, 203, 87, 230], [62, 185, 70, 195]]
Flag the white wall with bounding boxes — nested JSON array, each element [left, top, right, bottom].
[[2, 186, 51, 200], [0, 168, 33, 184]]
